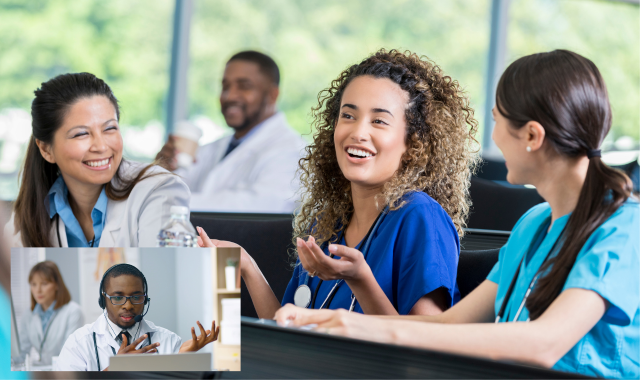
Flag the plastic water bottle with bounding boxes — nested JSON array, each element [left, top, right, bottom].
[[157, 206, 197, 247]]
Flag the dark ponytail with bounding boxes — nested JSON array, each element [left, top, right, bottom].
[[496, 50, 633, 320], [14, 72, 161, 247]]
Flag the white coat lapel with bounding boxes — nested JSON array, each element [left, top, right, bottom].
[[101, 199, 125, 247], [48, 217, 69, 247], [199, 113, 284, 190]]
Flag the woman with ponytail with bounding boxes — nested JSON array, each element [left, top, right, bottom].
[[4, 73, 190, 247], [275, 50, 639, 378]]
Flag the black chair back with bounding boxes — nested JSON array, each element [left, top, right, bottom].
[[457, 248, 500, 299], [468, 176, 544, 231], [190, 213, 295, 319]]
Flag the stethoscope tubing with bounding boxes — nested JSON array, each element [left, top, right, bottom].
[[495, 225, 566, 323], [307, 207, 388, 312]]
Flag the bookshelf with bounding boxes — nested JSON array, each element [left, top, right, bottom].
[[211, 247, 241, 371]]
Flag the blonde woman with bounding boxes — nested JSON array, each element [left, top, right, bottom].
[[199, 49, 479, 318]]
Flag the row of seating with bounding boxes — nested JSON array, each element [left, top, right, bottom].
[[191, 176, 544, 318]]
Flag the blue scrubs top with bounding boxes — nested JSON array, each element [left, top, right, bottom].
[[487, 199, 640, 378], [47, 175, 108, 247], [282, 192, 461, 314]]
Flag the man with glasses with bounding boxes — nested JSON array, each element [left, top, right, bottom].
[[54, 264, 219, 371]]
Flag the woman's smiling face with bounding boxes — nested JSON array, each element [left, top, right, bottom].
[[38, 95, 123, 188], [334, 75, 409, 190]]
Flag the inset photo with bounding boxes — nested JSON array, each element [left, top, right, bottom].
[[10, 247, 240, 372]]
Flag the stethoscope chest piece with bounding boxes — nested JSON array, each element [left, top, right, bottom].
[[293, 284, 312, 308]]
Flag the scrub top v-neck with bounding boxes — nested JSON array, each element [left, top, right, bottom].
[[282, 191, 461, 314]]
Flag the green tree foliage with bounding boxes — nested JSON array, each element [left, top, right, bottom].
[[189, 0, 490, 139], [0, 0, 173, 127], [508, 0, 639, 141]]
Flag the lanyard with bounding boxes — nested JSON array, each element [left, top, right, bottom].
[[495, 225, 566, 323], [309, 207, 387, 311]]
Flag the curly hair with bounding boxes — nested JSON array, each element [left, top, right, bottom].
[[293, 49, 480, 256]]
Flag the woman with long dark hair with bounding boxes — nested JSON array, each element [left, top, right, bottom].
[[275, 50, 639, 378], [199, 49, 480, 318], [4, 73, 190, 247], [17, 261, 83, 367]]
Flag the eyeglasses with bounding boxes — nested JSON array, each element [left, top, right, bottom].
[[103, 293, 147, 306]]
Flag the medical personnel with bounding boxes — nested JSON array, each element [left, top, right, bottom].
[[17, 261, 83, 367], [4, 72, 190, 247], [157, 51, 306, 213], [275, 50, 639, 379], [199, 49, 480, 318], [55, 264, 218, 371]]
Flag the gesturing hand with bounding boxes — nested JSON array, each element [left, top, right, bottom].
[[296, 236, 371, 282], [117, 334, 160, 355], [197, 226, 250, 277], [179, 320, 220, 353]]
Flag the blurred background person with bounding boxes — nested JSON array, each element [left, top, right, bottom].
[[157, 51, 306, 213], [4, 72, 191, 247], [16, 261, 84, 367]]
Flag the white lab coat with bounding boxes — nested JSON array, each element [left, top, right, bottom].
[[182, 112, 306, 213], [54, 314, 182, 371], [4, 160, 191, 247], [17, 301, 84, 366]]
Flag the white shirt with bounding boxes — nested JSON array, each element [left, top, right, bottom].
[[4, 161, 191, 247], [181, 112, 307, 213], [54, 314, 181, 371]]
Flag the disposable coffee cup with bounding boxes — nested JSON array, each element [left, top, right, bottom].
[[173, 121, 202, 168]]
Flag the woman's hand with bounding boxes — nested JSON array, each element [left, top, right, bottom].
[[196, 226, 251, 276], [179, 320, 220, 353], [296, 236, 371, 282], [274, 304, 393, 343]]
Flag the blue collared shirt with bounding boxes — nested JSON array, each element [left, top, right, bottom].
[[34, 301, 56, 333], [47, 176, 108, 247]]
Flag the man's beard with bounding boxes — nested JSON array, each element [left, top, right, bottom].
[[223, 95, 269, 132]]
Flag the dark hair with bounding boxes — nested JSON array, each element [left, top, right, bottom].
[[496, 49, 633, 320], [29, 261, 71, 311], [228, 50, 280, 86], [103, 264, 146, 292], [14, 72, 162, 247]]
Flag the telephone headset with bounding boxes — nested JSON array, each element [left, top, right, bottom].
[[93, 263, 152, 371]]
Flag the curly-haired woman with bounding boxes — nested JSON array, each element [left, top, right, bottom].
[[198, 49, 479, 318]]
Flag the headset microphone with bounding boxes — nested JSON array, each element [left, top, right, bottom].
[[134, 297, 151, 323]]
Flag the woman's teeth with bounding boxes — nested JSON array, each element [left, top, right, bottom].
[[85, 158, 109, 167], [347, 148, 373, 158]]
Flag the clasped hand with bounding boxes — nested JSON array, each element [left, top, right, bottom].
[[296, 236, 369, 282]]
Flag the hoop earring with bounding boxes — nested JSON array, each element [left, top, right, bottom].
[[526, 146, 532, 152]]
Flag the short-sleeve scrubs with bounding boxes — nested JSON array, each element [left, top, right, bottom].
[[282, 191, 461, 314], [487, 199, 639, 378]]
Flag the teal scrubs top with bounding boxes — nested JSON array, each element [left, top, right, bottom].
[[47, 175, 108, 247], [487, 199, 640, 378], [0, 288, 29, 378]]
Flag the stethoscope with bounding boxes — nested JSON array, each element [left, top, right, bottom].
[[92, 308, 152, 371], [293, 207, 387, 313], [55, 214, 96, 247], [495, 224, 566, 323]]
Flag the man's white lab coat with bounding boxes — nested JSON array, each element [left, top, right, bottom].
[[5, 161, 191, 247], [54, 314, 181, 371], [182, 112, 306, 213]]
